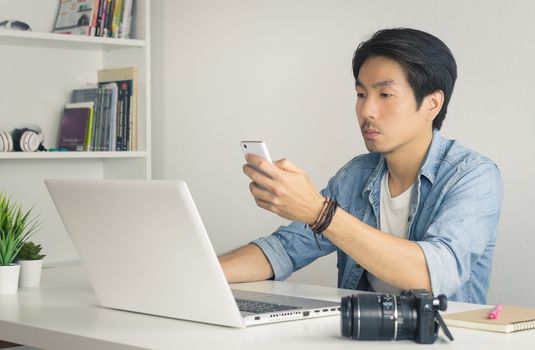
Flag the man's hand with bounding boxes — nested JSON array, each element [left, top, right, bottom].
[[243, 154, 324, 224]]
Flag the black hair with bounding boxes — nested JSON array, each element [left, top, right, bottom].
[[352, 28, 457, 130]]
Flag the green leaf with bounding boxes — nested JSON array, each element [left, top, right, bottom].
[[0, 192, 43, 266]]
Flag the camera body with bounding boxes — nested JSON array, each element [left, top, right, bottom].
[[340, 289, 452, 344], [408, 289, 440, 344]]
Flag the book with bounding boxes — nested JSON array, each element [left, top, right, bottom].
[[97, 67, 137, 151], [94, 88, 106, 150], [100, 83, 118, 151], [119, 0, 134, 39], [53, 0, 95, 36], [71, 87, 100, 150], [100, 0, 109, 37], [95, 0, 106, 36], [93, 88, 107, 150], [111, 0, 124, 38], [444, 305, 535, 333], [116, 80, 131, 151], [58, 102, 94, 151], [104, 0, 115, 37], [89, 0, 100, 36]]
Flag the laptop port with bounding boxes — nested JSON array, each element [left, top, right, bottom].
[[254, 316, 260, 320], [322, 309, 328, 312], [303, 311, 310, 317]]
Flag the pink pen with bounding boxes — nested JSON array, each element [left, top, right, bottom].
[[488, 304, 503, 319]]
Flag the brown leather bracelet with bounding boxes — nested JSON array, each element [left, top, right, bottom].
[[309, 198, 338, 250]]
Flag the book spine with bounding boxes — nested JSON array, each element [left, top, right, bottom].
[[104, 0, 115, 37], [125, 93, 131, 151], [84, 107, 94, 151], [102, 88, 112, 151], [90, 0, 100, 36], [100, 0, 109, 38], [93, 89, 104, 151], [129, 76, 136, 151], [95, 0, 105, 37], [102, 88, 110, 151], [110, 84, 118, 151], [119, 0, 133, 39], [122, 82, 131, 151], [116, 83, 127, 150], [126, 0, 135, 39], [111, 0, 123, 38], [115, 98, 122, 151]]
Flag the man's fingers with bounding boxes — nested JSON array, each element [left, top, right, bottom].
[[249, 181, 272, 202], [273, 158, 302, 173], [246, 154, 278, 177], [243, 163, 277, 190], [254, 197, 279, 215]]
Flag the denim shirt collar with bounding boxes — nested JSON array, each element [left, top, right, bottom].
[[419, 130, 448, 184], [362, 130, 446, 199]]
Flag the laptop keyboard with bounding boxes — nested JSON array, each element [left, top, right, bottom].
[[236, 299, 301, 314]]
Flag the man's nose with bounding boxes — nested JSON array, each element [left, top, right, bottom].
[[358, 96, 378, 120]]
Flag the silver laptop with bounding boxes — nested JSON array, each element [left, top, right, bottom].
[[45, 179, 339, 327]]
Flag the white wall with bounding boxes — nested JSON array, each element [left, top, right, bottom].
[[151, 0, 535, 306]]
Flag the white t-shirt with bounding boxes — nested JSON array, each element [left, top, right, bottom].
[[367, 172, 413, 294]]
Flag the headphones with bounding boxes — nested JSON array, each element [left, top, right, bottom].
[[0, 123, 46, 152]]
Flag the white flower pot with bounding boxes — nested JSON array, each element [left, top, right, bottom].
[[17, 259, 43, 288], [0, 264, 20, 294]]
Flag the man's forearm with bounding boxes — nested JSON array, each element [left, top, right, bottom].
[[324, 209, 432, 291], [219, 244, 274, 283]]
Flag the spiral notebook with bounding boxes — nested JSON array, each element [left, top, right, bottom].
[[444, 305, 535, 333]]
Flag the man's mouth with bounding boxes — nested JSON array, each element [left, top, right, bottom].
[[362, 128, 381, 139]]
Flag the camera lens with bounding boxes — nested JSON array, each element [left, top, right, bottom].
[[341, 293, 418, 340], [340, 295, 354, 338]]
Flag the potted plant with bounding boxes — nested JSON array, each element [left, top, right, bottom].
[[0, 193, 41, 294], [16, 241, 46, 288]]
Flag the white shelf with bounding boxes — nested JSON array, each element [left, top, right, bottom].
[[0, 151, 147, 159], [0, 30, 145, 50], [0, 0, 151, 264]]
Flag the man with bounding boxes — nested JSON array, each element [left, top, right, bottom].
[[219, 28, 503, 304]]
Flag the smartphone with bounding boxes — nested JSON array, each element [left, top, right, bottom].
[[240, 141, 272, 163]]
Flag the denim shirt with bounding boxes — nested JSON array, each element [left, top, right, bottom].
[[252, 131, 503, 304]]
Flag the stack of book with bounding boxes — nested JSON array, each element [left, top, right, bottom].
[[58, 67, 137, 152], [52, 0, 135, 38]]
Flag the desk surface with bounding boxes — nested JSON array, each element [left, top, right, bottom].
[[0, 265, 534, 350]]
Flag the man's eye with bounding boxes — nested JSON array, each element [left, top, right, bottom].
[[357, 93, 365, 98], [380, 93, 393, 98]]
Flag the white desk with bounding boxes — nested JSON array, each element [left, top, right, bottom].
[[0, 265, 533, 350]]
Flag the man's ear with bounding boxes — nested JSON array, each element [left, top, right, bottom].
[[425, 90, 445, 122]]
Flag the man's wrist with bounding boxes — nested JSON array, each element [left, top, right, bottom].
[[308, 195, 326, 226]]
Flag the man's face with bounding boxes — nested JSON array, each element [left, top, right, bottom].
[[355, 56, 434, 155]]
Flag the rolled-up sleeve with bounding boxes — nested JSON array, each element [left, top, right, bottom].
[[416, 161, 503, 298], [251, 235, 294, 281], [251, 220, 337, 281]]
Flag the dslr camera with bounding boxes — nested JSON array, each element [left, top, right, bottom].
[[340, 289, 454, 344]]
